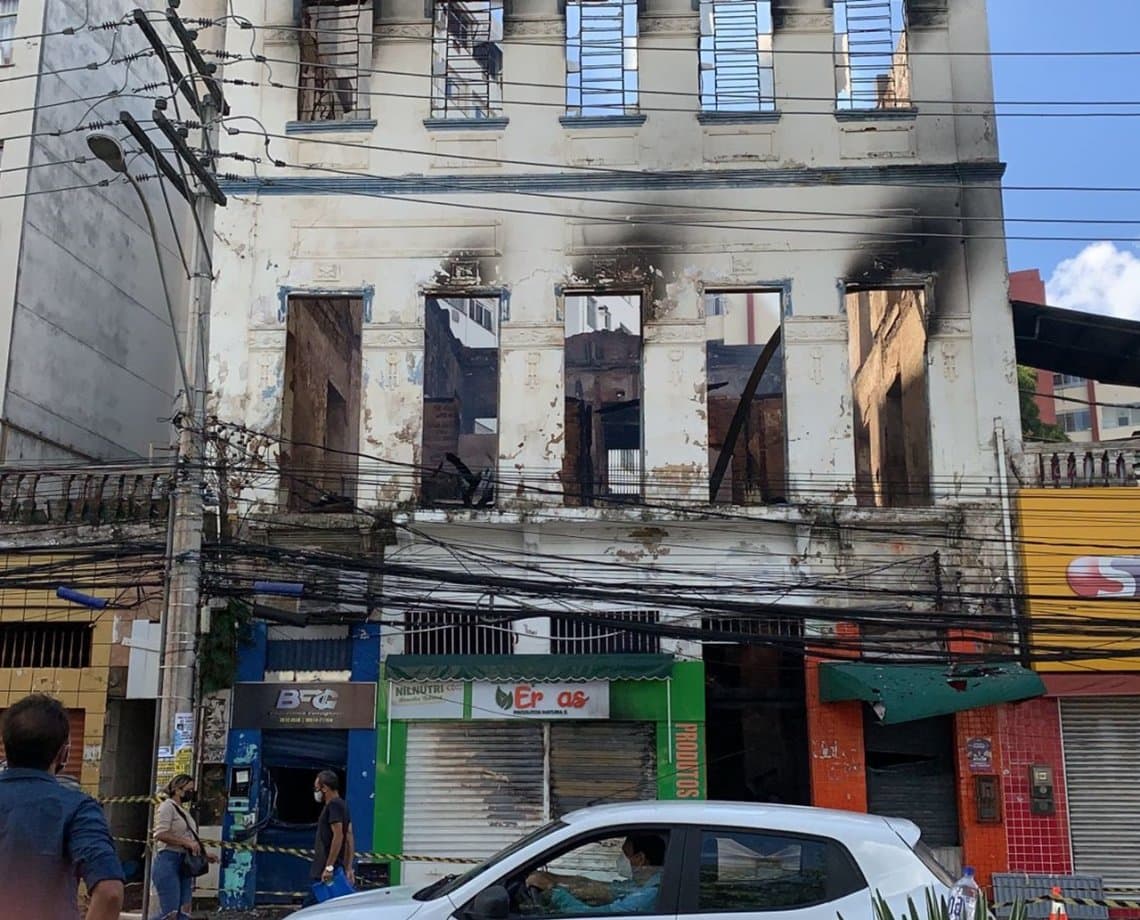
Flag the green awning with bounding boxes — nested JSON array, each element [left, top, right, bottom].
[[819, 662, 1045, 725], [386, 654, 675, 683]]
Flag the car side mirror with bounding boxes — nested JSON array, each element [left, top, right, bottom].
[[468, 885, 510, 920]]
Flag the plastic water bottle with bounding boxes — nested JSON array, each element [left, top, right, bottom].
[[948, 867, 980, 920]]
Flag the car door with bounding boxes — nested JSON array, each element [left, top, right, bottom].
[[452, 823, 683, 920], [676, 825, 875, 920]]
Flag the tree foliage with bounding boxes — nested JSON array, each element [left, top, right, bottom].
[[1018, 366, 1068, 442]]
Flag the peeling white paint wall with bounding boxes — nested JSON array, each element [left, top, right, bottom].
[[208, 0, 1018, 593]]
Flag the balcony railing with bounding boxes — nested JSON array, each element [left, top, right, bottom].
[[1012, 439, 1140, 488]]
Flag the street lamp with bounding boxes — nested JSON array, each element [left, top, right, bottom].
[[85, 133, 193, 410], [86, 131, 196, 920]]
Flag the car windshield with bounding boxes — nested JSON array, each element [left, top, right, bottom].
[[413, 820, 568, 901], [911, 840, 956, 887]]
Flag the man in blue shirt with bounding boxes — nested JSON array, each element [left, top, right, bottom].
[[527, 834, 666, 915], [0, 693, 124, 919]]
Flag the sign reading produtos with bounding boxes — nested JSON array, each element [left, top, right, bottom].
[[472, 681, 609, 719], [232, 682, 377, 730]]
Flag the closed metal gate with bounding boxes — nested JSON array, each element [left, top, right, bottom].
[[1061, 697, 1140, 892], [403, 722, 545, 887], [864, 715, 959, 848], [550, 722, 657, 816]]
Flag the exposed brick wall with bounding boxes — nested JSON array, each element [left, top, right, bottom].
[[1000, 697, 1072, 874], [954, 707, 1008, 890]]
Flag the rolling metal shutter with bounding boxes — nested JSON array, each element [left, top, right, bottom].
[[403, 722, 545, 888], [1061, 697, 1140, 892], [549, 722, 657, 816]]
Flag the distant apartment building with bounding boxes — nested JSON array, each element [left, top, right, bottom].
[[1012, 270, 1140, 442]]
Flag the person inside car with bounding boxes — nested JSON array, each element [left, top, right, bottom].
[[526, 834, 666, 914]]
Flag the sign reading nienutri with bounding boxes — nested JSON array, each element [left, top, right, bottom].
[[232, 682, 377, 730]]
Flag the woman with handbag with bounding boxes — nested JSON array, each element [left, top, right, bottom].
[[151, 773, 217, 919]]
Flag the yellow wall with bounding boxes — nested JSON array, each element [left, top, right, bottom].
[[0, 555, 116, 793], [1018, 488, 1140, 672]]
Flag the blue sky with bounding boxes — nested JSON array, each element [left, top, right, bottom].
[[989, 0, 1140, 317]]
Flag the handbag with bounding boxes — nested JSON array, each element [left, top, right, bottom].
[[171, 801, 210, 879], [311, 866, 355, 903]]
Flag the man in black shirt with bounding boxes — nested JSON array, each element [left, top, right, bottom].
[[311, 770, 355, 887]]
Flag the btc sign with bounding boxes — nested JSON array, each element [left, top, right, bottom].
[[232, 682, 377, 729], [472, 680, 610, 720]]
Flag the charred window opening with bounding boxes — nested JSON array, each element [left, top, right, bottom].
[[834, 0, 911, 111], [562, 294, 642, 506], [297, 0, 370, 122], [550, 609, 660, 654], [421, 295, 500, 507], [566, 0, 639, 117], [403, 609, 514, 655], [431, 2, 504, 119], [280, 296, 363, 512], [706, 291, 786, 505], [699, 1, 775, 114], [846, 286, 931, 508]]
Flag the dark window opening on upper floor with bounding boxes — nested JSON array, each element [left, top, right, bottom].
[[706, 291, 786, 504], [699, 1, 775, 114], [0, 623, 92, 668], [563, 293, 643, 506], [421, 295, 500, 508], [431, 2, 504, 119], [834, 0, 911, 111], [566, 0, 639, 117], [297, 0, 371, 122], [280, 296, 363, 512], [847, 286, 931, 508], [550, 609, 660, 654], [403, 609, 515, 655]]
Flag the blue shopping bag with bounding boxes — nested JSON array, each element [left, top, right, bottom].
[[311, 867, 355, 903]]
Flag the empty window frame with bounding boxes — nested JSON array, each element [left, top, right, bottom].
[[297, 0, 371, 122], [421, 295, 501, 507], [0, 0, 16, 66], [834, 0, 911, 111], [281, 297, 363, 511], [403, 609, 514, 655], [566, 0, 639, 117], [699, 1, 775, 113], [846, 286, 931, 508], [706, 291, 786, 504], [1052, 374, 1085, 388], [431, 2, 504, 119], [562, 294, 642, 505], [550, 609, 660, 654]]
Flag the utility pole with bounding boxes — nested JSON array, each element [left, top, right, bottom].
[[107, 9, 229, 915]]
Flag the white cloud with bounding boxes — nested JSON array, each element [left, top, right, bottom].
[[1046, 241, 1140, 320]]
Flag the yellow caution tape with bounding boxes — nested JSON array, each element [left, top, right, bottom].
[[98, 794, 162, 805], [113, 835, 481, 865]]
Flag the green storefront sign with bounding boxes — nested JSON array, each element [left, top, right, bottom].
[[374, 655, 706, 883]]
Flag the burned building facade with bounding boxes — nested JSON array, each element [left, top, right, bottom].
[[209, 0, 1027, 903]]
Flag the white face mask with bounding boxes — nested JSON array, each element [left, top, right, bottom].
[[314, 790, 324, 803], [616, 854, 633, 880]]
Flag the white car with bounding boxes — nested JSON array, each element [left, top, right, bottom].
[[290, 801, 954, 920]]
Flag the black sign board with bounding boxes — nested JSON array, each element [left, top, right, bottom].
[[232, 682, 377, 730]]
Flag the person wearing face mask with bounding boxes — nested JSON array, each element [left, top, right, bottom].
[[0, 693, 124, 920], [527, 834, 667, 915], [151, 773, 217, 919], [310, 769, 355, 890]]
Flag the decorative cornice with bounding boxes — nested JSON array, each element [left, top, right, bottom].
[[560, 114, 648, 129], [644, 321, 706, 346], [504, 16, 564, 38], [640, 14, 699, 35], [362, 327, 425, 349], [376, 20, 432, 39], [500, 324, 564, 348], [424, 117, 509, 132], [782, 317, 849, 345], [220, 161, 1007, 197]]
